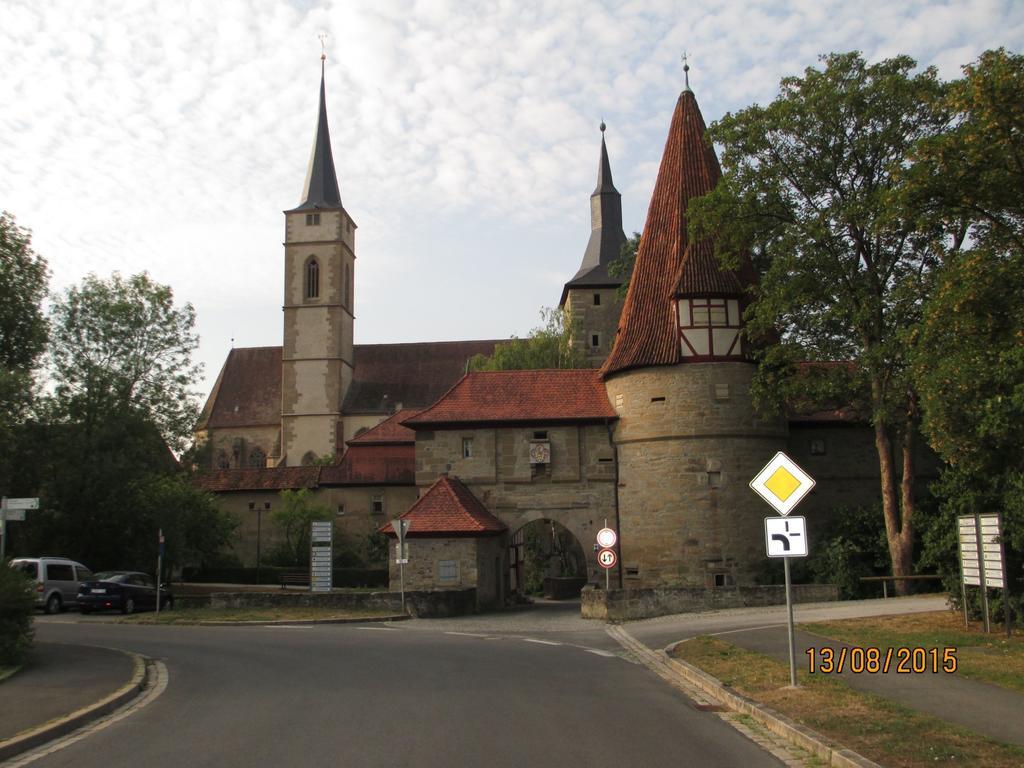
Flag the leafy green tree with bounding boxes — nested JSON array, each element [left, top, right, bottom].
[[688, 53, 951, 592], [0, 212, 48, 491], [469, 307, 590, 371], [607, 232, 641, 300], [48, 272, 201, 453], [125, 474, 237, 578], [271, 489, 331, 566], [910, 50, 1024, 615]]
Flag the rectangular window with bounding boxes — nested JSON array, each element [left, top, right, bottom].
[[306, 213, 320, 226], [462, 438, 473, 458], [709, 302, 727, 326], [371, 495, 384, 514], [593, 293, 601, 306], [691, 300, 710, 326], [46, 564, 74, 581], [438, 560, 459, 583], [590, 333, 600, 349], [336, 504, 346, 516], [533, 430, 548, 440]]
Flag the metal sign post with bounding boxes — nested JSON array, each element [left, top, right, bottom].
[[392, 519, 411, 613], [958, 514, 1007, 635], [752, 453, 814, 688], [156, 529, 165, 615], [310, 522, 333, 593], [596, 521, 618, 592]]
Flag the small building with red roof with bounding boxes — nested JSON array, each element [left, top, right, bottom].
[[379, 475, 507, 609]]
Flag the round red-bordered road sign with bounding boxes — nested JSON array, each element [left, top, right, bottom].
[[596, 527, 617, 549], [597, 548, 617, 569]]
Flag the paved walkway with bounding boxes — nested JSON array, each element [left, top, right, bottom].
[[0, 642, 135, 742]]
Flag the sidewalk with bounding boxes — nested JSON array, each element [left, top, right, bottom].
[[0, 642, 142, 757]]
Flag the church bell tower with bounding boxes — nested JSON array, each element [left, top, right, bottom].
[[281, 55, 356, 466]]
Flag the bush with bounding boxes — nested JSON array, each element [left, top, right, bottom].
[[0, 564, 35, 666]]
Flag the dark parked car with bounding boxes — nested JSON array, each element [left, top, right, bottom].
[[77, 571, 173, 614]]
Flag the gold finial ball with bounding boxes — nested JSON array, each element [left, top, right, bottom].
[[600, 121, 606, 133]]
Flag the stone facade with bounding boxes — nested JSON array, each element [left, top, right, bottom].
[[281, 207, 357, 464], [219, 484, 416, 567], [390, 536, 505, 610], [207, 425, 279, 469], [605, 362, 788, 587], [414, 424, 617, 583], [564, 286, 622, 366]]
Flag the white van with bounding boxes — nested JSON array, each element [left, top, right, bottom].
[[10, 557, 93, 614]]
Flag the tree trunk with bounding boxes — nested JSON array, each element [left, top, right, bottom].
[[873, 419, 914, 595]]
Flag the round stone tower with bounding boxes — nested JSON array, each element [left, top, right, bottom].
[[601, 72, 787, 588]]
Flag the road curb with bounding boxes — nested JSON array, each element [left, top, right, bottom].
[[182, 618, 409, 626], [609, 626, 882, 768], [0, 649, 151, 763]]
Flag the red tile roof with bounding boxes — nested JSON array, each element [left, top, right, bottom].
[[602, 90, 753, 378], [193, 466, 320, 492], [347, 409, 418, 445], [319, 444, 415, 485], [198, 341, 502, 432], [197, 346, 282, 429], [379, 476, 506, 537], [342, 340, 502, 413], [403, 370, 617, 427]]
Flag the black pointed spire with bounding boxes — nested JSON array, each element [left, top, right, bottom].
[[294, 57, 342, 211], [593, 121, 618, 195], [560, 123, 628, 306]]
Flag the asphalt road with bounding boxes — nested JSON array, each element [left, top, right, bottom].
[[25, 616, 782, 768]]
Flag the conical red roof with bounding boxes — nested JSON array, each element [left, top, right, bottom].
[[602, 89, 747, 377]]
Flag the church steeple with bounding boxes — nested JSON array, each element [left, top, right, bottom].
[[280, 51, 357, 466], [293, 58, 342, 211], [559, 123, 628, 307]]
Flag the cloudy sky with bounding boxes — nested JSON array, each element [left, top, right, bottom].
[[2, 0, 1022, 398]]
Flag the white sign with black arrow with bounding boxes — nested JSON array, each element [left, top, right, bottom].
[[765, 516, 808, 558]]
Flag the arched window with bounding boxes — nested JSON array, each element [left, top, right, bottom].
[[216, 451, 230, 470], [248, 447, 266, 468], [305, 258, 320, 299]]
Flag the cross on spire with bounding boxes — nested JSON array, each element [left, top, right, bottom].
[[319, 32, 328, 62], [681, 51, 691, 91]]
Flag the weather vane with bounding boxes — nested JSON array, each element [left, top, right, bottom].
[[319, 32, 328, 62]]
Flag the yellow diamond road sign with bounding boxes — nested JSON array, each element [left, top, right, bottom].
[[750, 452, 815, 516]]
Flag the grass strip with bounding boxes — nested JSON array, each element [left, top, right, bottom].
[[673, 635, 1024, 768], [115, 607, 399, 625], [802, 610, 1024, 693]]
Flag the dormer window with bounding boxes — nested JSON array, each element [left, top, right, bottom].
[[678, 297, 742, 359], [305, 258, 320, 299]]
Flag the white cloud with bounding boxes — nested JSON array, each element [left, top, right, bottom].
[[0, 0, 1021, 398]]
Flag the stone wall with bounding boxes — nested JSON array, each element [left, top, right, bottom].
[[176, 587, 477, 618], [605, 363, 789, 588], [220, 486, 416, 568], [565, 287, 622, 367], [580, 583, 839, 621], [207, 426, 281, 469], [415, 424, 617, 582]]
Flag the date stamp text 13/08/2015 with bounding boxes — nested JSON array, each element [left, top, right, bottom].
[[806, 646, 957, 674]]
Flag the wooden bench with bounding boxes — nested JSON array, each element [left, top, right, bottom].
[[279, 569, 310, 589]]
